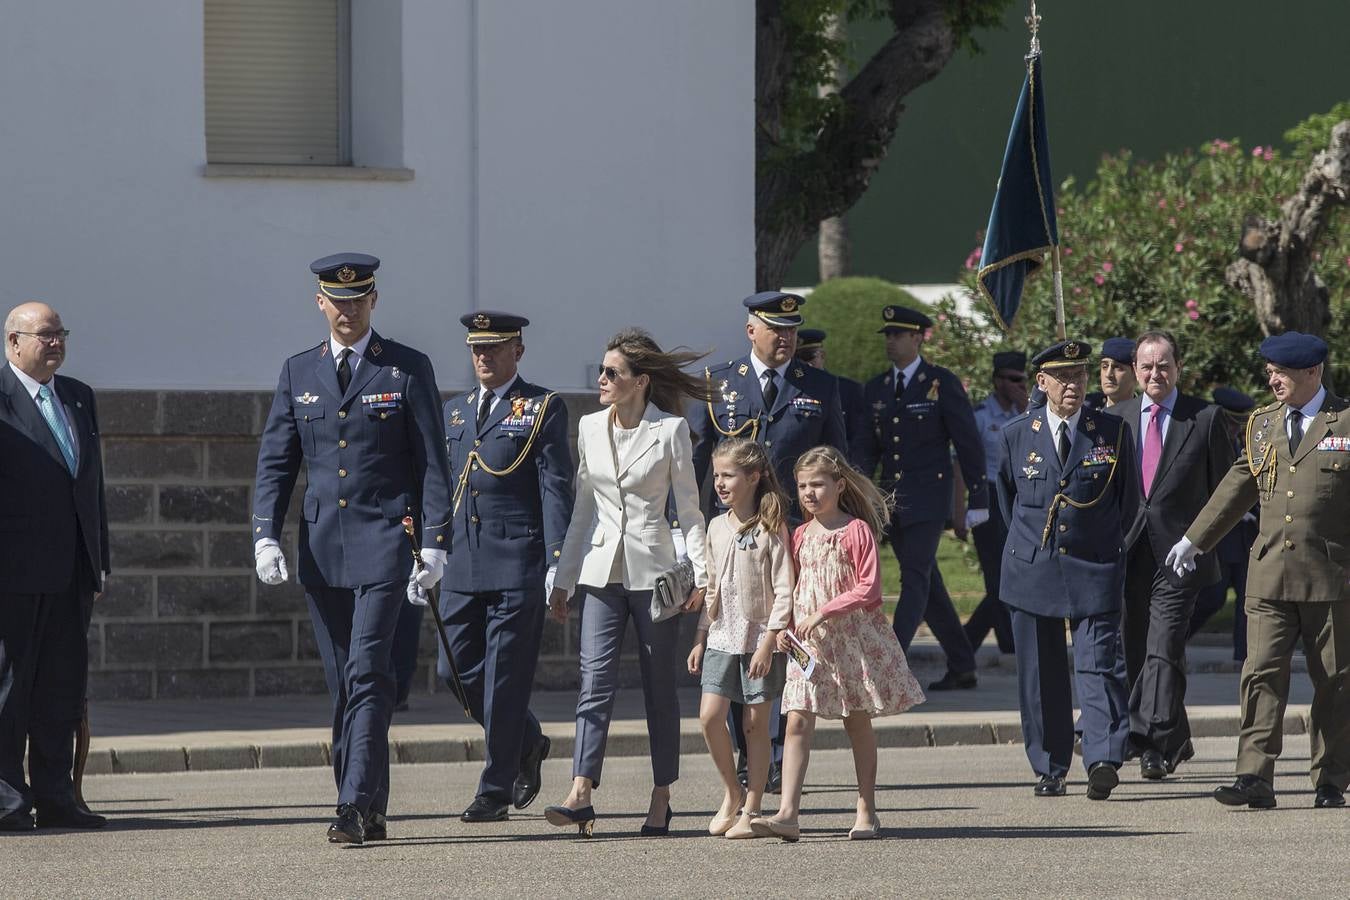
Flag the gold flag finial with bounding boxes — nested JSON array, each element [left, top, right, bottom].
[[1026, 1, 1042, 58]]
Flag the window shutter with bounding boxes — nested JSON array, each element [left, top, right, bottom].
[[205, 0, 345, 165]]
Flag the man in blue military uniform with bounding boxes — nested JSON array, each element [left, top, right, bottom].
[[690, 291, 848, 792], [857, 305, 986, 690], [1084, 336, 1137, 412], [439, 311, 573, 823], [997, 339, 1138, 799], [252, 253, 452, 844], [691, 292, 848, 520], [963, 350, 1028, 655], [795, 328, 868, 467]]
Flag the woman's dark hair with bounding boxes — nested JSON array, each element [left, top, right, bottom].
[[606, 328, 713, 415]]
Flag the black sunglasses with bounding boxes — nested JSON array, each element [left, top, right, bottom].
[[598, 364, 630, 381]]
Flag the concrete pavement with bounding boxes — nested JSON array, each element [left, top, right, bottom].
[[81, 640, 1314, 776], [9, 736, 1344, 898]]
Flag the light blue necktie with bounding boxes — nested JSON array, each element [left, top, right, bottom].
[[37, 384, 78, 474]]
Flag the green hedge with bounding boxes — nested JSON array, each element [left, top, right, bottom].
[[802, 277, 929, 385]]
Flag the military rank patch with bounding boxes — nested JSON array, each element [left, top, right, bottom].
[[362, 392, 402, 408], [1081, 446, 1117, 467], [1031, 418, 1043, 432], [448, 409, 465, 427], [1317, 436, 1350, 451], [294, 392, 319, 405], [738, 364, 749, 376], [792, 397, 821, 416]]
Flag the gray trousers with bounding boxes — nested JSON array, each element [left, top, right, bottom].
[[573, 583, 681, 788]]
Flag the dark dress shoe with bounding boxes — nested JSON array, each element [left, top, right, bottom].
[[766, 761, 782, 795], [1314, 784, 1346, 808], [1166, 740, 1195, 774], [327, 804, 365, 844], [1086, 762, 1119, 800], [1140, 750, 1167, 781], [0, 810, 36, 832], [364, 812, 387, 841], [927, 670, 978, 691], [460, 797, 509, 823], [513, 736, 550, 810], [1034, 775, 1066, 797], [640, 805, 673, 837], [35, 803, 107, 829], [1214, 775, 1276, 809], [544, 803, 596, 836]]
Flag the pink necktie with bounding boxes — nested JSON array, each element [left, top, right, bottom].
[[1142, 404, 1164, 497]]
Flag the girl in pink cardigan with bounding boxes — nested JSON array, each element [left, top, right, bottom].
[[752, 445, 924, 842], [687, 439, 794, 839]]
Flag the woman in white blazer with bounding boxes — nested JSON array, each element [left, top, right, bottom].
[[543, 328, 709, 836]]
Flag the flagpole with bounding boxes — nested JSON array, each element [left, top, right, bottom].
[[1026, 1, 1065, 340]]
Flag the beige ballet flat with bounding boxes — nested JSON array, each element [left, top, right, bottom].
[[725, 812, 763, 839], [707, 811, 738, 836], [748, 815, 800, 842], [848, 814, 881, 840]]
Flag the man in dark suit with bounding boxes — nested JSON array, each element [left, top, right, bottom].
[[998, 339, 1137, 799], [794, 328, 868, 467], [439, 311, 573, 823], [252, 253, 452, 844], [1188, 387, 1258, 661], [857, 305, 986, 691], [1107, 331, 1232, 780], [0, 302, 109, 831]]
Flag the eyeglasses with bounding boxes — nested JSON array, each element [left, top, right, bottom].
[[598, 364, 631, 382], [1042, 367, 1088, 385], [13, 330, 71, 344]]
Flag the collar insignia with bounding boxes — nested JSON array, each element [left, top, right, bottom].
[[1031, 418, 1043, 432], [370, 341, 382, 357], [738, 364, 749, 376]]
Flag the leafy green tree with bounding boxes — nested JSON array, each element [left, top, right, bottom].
[[925, 105, 1350, 403]]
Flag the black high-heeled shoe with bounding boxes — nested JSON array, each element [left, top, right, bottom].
[[640, 804, 673, 837], [543, 803, 596, 837]]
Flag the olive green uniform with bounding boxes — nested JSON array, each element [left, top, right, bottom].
[[1186, 395, 1350, 791]]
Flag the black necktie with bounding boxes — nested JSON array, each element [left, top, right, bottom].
[[476, 388, 495, 430], [1289, 410, 1304, 454], [336, 348, 352, 394], [894, 370, 906, 400], [1057, 422, 1071, 465], [762, 370, 778, 410]]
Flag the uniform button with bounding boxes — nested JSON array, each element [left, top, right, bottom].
[[471, 463, 479, 471], [1336, 463, 1343, 471], [553, 550, 561, 558], [892, 417, 900, 424], [338, 439, 347, 448], [338, 499, 348, 508], [255, 526, 262, 533], [893, 454, 900, 460], [893, 436, 900, 443], [1284, 515, 1293, 523], [1058, 547, 1067, 555], [765, 440, 773, 448], [1059, 500, 1067, 509], [380, 412, 388, 420], [1284, 539, 1293, 549], [917, 415, 925, 420], [471, 490, 479, 497], [1289, 465, 1296, 473], [1287, 490, 1295, 498], [338, 468, 347, 478], [936, 472, 943, 480], [471, 515, 480, 524], [672, 520, 680, 528], [1059, 524, 1067, 532], [436, 535, 444, 543], [1060, 480, 1067, 488], [338, 410, 347, 419], [474, 439, 482, 447]]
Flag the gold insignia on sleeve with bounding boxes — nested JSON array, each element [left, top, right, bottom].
[[336, 266, 357, 283]]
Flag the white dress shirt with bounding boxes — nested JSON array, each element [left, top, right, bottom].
[[329, 329, 373, 377], [1286, 386, 1327, 442], [1043, 404, 1083, 461], [749, 354, 789, 404], [476, 373, 519, 421], [892, 355, 923, 393], [1139, 387, 1178, 454]]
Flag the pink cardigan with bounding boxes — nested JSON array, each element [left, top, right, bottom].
[[792, 517, 882, 618]]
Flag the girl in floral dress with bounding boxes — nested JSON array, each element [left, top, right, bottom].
[[751, 445, 924, 842]]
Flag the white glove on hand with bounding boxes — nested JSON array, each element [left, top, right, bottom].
[[414, 548, 448, 590], [544, 565, 557, 598], [406, 573, 429, 607], [1165, 536, 1200, 579], [965, 508, 991, 530], [254, 539, 288, 586]]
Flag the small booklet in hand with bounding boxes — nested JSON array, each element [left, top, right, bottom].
[[783, 630, 817, 680]]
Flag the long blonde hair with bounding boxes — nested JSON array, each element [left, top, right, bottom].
[[711, 438, 788, 537], [793, 445, 893, 538]]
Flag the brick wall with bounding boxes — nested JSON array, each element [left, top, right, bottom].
[[91, 389, 700, 701]]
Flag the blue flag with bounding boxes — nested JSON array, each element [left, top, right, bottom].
[[977, 54, 1058, 331]]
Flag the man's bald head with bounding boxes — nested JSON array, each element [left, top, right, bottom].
[[6, 301, 68, 381]]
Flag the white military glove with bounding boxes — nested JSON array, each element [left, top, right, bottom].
[[406, 574, 429, 607], [965, 508, 991, 530], [414, 548, 448, 590], [1165, 536, 1200, 578], [254, 539, 288, 586], [544, 565, 557, 598]]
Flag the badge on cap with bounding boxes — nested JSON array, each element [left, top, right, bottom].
[[473, 313, 490, 329], [883, 307, 896, 320], [1064, 342, 1081, 359], [781, 297, 798, 313], [336, 266, 357, 284]]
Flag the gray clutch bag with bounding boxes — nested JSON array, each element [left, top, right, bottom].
[[650, 557, 694, 623]]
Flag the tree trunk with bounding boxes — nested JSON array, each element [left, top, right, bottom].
[[1225, 120, 1350, 336], [816, 13, 849, 282], [756, 0, 957, 290]]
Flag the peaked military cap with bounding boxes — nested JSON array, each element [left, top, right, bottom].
[[992, 350, 1027, 372], [1212, 386, 1255, 414], [796, 328, 827, 351], [461, 310, 529, 345], [1260, 331, 1328, 369], [877, 305, 933, 333], [1032, 339, 1093, 370], [743, 291, 805, 327], [311, 252, 379, 300], [1100, 336, 1135, 364]]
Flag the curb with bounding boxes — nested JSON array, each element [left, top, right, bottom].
[[84, 710, 1309, 777]]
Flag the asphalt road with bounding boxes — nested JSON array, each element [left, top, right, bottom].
[[7, 736, 1345, 898]]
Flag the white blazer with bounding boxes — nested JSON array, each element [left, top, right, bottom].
[[554, 403, 708, 594]]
